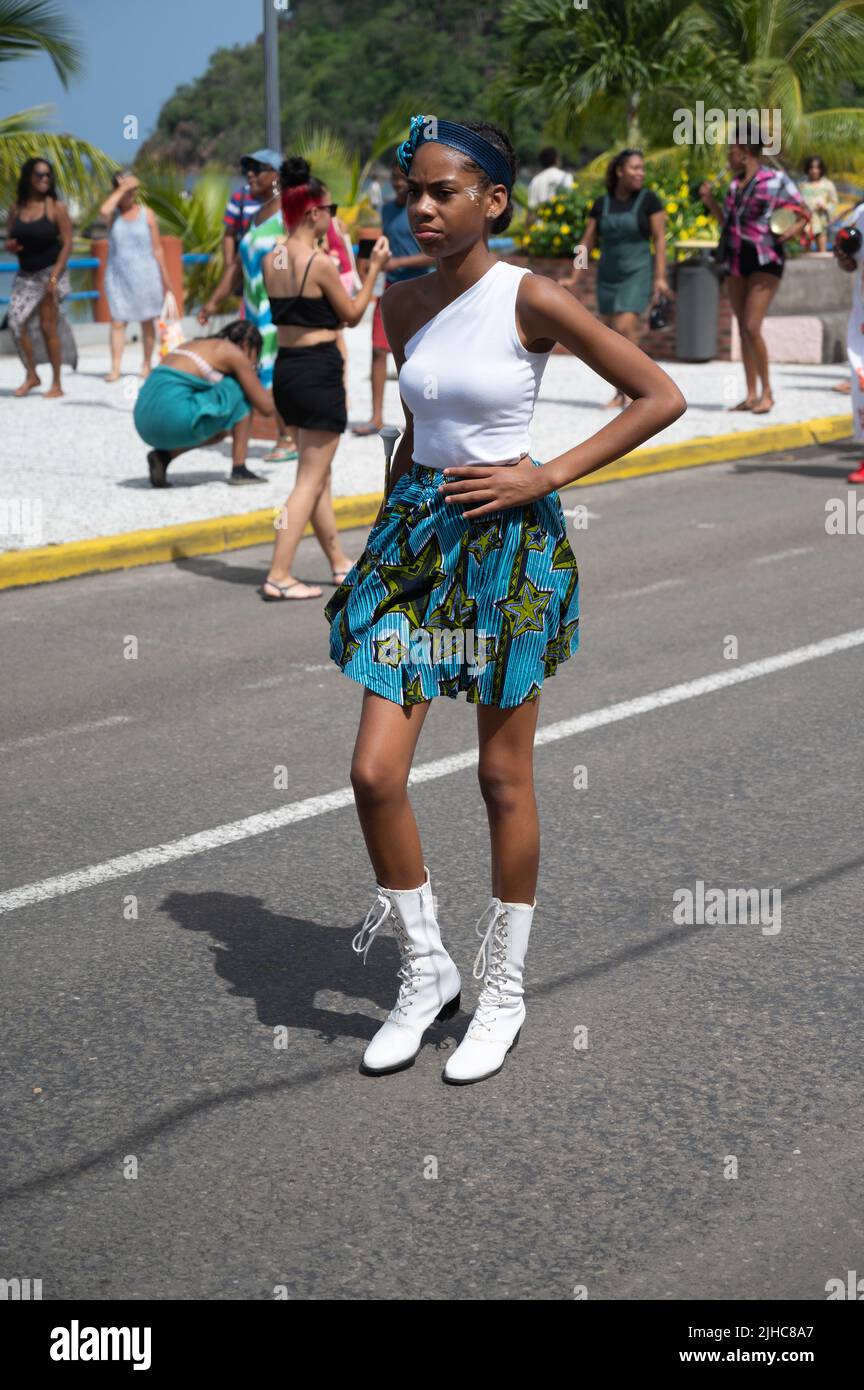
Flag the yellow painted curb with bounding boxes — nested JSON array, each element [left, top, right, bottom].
[[0, 413, 852, 592]]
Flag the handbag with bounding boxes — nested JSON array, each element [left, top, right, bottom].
[[158, 291, 184, 359]]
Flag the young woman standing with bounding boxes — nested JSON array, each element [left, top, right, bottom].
[[324, 116, 686, 1085], [257, 157, 389, 600], [5, 157, 77, 397], [100, 172, 170, 381], [700, 139, 808, 414]]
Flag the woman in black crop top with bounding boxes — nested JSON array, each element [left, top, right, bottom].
[[256, 154, 389, 601], [5, 157, 77, 396]]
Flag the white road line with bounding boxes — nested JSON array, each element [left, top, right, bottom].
[[608, 579, 686, 600], [0, 714, 133, 753], [2, 626, 863, 916], [752, 547, 814, 565]]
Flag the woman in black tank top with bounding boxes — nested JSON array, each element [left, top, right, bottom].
[[256, 154, 389, 601], [5, 156, 77, 396]]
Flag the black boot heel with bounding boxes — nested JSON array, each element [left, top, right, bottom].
[[436, 991, 461, 1022]]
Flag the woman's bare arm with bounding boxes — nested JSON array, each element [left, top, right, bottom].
[[271, 241, 389, 327], [51, 201, 74, 280], [436, 274, 686, 519], [219, 343, 275, 416], [520, 275, 685, 488]]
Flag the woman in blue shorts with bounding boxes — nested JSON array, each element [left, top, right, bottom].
[[324, 115, 686, 1085]]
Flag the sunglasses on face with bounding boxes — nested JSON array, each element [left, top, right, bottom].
[[318, 202, 337, 215], [242, 161, 272, 176], [33, 170, 51, 179]]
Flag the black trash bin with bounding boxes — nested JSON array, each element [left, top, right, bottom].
[[675, 250, 721, 361]]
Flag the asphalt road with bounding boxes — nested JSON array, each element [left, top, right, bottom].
[[1, 440, 862, 1301]]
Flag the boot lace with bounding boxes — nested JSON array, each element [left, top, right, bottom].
[[351, 892, 392, 963], [470, 899, 516, 1034], [390, 916, 423, 1018]]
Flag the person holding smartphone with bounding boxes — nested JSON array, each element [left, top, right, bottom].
[[257, 156, 390, 600]]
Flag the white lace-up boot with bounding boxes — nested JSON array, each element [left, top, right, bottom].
[[352, 865, 461, 1075], [442, 896, 535, 1085]]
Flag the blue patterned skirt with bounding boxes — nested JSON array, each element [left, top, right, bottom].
[[323, 457, 580, 708]]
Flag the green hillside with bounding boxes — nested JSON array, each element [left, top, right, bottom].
[[140, 0, 553, 168]]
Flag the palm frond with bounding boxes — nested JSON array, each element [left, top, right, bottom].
[[0, 0, 83, 87]]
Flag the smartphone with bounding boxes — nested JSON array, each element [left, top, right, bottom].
[[358, 237, 377, 259]]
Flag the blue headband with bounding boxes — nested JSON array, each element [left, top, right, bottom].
[[395, 114, 512, 191]]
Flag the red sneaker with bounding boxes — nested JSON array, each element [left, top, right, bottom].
[[848, 462, 864, 484]]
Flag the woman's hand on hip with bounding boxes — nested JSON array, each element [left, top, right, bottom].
[[437, 455, 547, 520]]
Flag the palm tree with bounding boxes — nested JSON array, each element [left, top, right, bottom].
[[497, 0, 864, 172], [699, 0, 864, 164], [0, 1, 115, 204], [494, 0, 726, 151]]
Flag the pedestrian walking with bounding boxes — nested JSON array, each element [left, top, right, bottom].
[[800, 156, 838, 253], [352, 158, 434, 436], [700, 138, 809, 414], [833, 204, 864, 482], [133, 320, 274, 487], [5, 156, 77, 397], [563, 149, 671, 408], [257, 156, 390, 600], [199, 149, 298, 463], [100, 172, 170, 381], [324, 114, 685, 1085]]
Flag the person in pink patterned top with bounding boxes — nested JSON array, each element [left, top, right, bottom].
[[701, 138, 809, 415]]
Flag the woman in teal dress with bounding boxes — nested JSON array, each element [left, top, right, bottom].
[[133, 320, 275, 487], [565, 148, 671, 407]]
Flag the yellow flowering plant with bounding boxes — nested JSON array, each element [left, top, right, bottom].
[[518, 168, 721, 260]]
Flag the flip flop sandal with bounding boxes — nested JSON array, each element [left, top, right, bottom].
[[258, 579, 323, 602], [331, 570, 350, 585], [263, 444, 299, 462], [351, 423, 383, 436]]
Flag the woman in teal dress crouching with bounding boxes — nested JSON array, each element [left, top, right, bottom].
[[133, 320, 275, 487]]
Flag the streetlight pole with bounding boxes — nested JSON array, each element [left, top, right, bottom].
[[263, 0, 281, 152]]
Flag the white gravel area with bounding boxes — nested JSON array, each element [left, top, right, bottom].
[[0, 307, 853, 551]]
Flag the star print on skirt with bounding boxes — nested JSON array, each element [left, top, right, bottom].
[[323, 457, 580, 708]]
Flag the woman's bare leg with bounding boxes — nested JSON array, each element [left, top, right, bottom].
[[140, 319, 156, 376], [13, 324, 40, 395], [105, 321, 125, 380], [263, 427, 341, 596], [726, 276, 759, 407], [350, 690, 433, 887], [310, 472, 353, 577], [476, 698, 542, 903], [38, 293, 63, 396], [742, 273, 781, 411], [231, 412, 253, 467], [164, 430, 229, 460]]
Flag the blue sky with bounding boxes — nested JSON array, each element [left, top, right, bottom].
[[1, 0, 267, 158]]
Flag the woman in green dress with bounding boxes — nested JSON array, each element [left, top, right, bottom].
[[565, 149, 671, 408]]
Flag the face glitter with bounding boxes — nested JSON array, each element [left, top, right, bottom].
[[463, 184, 481, 202]]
